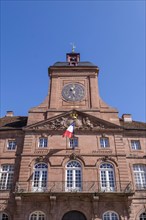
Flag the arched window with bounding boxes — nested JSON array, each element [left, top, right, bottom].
[[32, 163, 48, 192], [29, 211, 45, 220], [103, 211, 119, 220], [65, 160, 82, 192], [100, 163, 115, 192], [0, 212, 9, 220], [133, 165, 146, 190], [139, 212, 146, 220]]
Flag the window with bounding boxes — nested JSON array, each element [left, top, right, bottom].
[[0, 165, 14, 190], [29, 211, 45, 220], [32, 163, 48, 192], [100, 137, 109, 148], [100, 163, 115, 192], [103, 211, 119, 220], [69, 137, 78, 148], [38, 138, 48, 148], [133, 164, 146, 190], [0, 213, 9, 220], [140, 213, 146, 220], [131, 140, 141, 150], [7, 140, 16, 150], [66, 161, 82, 192]]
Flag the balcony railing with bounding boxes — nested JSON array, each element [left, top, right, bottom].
[[14, 181, 134, 194], [135, 184, 146, 191]]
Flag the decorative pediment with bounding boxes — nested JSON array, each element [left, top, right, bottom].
[[25, 110, 121, 131]]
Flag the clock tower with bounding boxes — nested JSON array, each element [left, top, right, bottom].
[[28, 51, 119, 125], [1, 50, 145, 220]]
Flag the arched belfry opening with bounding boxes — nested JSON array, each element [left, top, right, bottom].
[[62, 210, 87, 220]]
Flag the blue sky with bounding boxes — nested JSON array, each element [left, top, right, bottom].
[[1, 0, 145, 122]]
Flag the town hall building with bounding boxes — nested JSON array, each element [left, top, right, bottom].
[[0, 51, 146, 220]]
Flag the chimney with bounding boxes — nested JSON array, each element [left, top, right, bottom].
[[6, 111, 14, 117], [122, 114, 132, 122]]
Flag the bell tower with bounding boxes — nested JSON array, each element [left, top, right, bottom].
[[66, 52, 80, 66], [27, 51, 119, 125], [48, 52, 100, 110]]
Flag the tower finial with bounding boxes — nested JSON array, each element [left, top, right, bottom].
[[70, 42, 76, 53]]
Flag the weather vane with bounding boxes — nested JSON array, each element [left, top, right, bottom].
[[70, 42, 76, 53]]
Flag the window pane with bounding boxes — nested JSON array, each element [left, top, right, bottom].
[[30, 211, 45, 220], [103, 212, 118, 220], [66, 161, 82, 191], [100, 138, 109, 148], [67, 161, 81, 168], [133, 165, 146, 190], [39, 138, 48, 148], [131, 140, 141, 150], [32, 163, 48, 191], [100, 163, 115, 191], [67, 170, 73, 187], [1, 213, 9, 220], [0, 165, 14, 190], [30, 214, 37, 220], [69, 138, 78, 148], [7, 140, 16, 150], [140, 212, 146, 220]]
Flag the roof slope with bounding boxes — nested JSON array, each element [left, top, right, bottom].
[[120, 119, 146, 130], [0, 116, 28, 130], [53, 61, 97, 67]]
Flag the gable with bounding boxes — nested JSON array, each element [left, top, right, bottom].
[[24, 110, 121, 132]]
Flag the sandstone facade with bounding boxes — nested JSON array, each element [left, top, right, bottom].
[[0, 52, 146, 220]]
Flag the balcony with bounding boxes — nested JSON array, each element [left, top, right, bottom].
[[135, 184, 146, 191], [14, 181, 134, 194]]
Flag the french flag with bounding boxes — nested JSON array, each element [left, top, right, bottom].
[[63, 122, 75, 138]]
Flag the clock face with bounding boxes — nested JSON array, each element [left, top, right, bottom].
[[62, 83, 85, 102]]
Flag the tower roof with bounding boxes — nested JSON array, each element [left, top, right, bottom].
[[53, 61, 97, 67]]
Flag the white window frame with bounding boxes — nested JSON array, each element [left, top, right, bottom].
[[131, 140, 141, 150], [0, 164, 14, 190], [32, 163, 48, 192], [29, 211, 46, 220], [103, 211, 119, 220], [100, 163, 115, 192], [69, 137, 78, 148], [0, 212, 9, 220], [133, 164, 146, 190], [7, 140, 16, 150], [38, 137, 48, 148], [100, 137, 109, 148], [65, 161, 82, 192], [139, 212, 146, 220]]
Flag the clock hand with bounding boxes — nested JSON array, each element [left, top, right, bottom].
[[70, 84, 75, 90]]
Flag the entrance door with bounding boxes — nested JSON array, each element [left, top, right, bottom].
[[62, 211, 87, 220]]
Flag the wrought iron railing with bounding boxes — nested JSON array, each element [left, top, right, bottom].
[[14, 181, 134, 194], [135, 184, 146, 190]]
